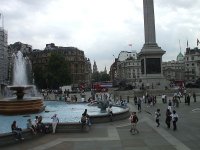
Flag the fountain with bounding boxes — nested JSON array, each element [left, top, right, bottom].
[[0, 51, 45, 115]]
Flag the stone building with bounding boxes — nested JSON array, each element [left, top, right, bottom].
[[185, 47, 200, 82], [29, 43, 91, 85], [113, 50, 141, 86], [162, 59, 185, 82], [0, 28, 8, 89], [117, 57, 141, 86], [118, 51, 137, 61]]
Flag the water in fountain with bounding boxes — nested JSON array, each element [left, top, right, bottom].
[[13, 51, 28, 85]]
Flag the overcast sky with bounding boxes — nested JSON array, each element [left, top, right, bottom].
[[1, 0, 200, 71]]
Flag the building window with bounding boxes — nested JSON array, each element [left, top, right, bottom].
[[191, 56, 194, 60]]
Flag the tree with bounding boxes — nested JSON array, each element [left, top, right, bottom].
[[33, 53, 71, 89], [100, 71, 110, 81], [91, 71, 110, 82], [33, 65, 47, 89], [46, 53, 71, 89]]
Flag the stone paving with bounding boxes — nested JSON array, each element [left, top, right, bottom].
[[1, 95, 200, 150]]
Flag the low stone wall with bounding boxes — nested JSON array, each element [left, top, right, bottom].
[[112, 88, 200, 98], [0, 107, 130, 147]]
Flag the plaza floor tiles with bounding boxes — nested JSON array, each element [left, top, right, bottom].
[[117, 123, 176, 150]]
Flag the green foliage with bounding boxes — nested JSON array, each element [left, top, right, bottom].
[[92, 71, 110, 82], [33, 52, 71, 89]]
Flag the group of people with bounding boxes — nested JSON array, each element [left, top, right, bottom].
[[155, 108, 179, 131], [11, 114, 59, 141]]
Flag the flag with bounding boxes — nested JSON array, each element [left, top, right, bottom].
[[129, 44, 132, 47], [197, 39, 199, 46]]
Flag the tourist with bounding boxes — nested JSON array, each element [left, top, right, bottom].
[[129, 112, 139, 134], [82, 109, 91, 127], [162, 94, 165, 103], [27, 119, 36, 134], [155, 109, 161, 127], [107, 105, 113, 121], [171, 110, 178, 131], [165, 109, 172, 129], [51, 114, 59, 134], [137, 97, 142, 112], [186, 94, 191, 106], [74, 95, 77, 102], [193, 92, 196, 102], [134, 96, 137, 105], [168, 100, 172, 112], [11, 120, 24, 140], [37, 116, 50, 133], [81, 114, 87, 129], [34, 116, 39, 128]]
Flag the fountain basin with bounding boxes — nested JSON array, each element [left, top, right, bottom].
[[0, 101, 129, 134], [0, 97, 45, 115]]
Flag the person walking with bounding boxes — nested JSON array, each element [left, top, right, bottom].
[[165, 109, 172, 129], [51, 114, 59, 134], [193, 92, 196, 102], [186, 94, 190, 106], [171, 110, 178, 131], [155, 109, 161, 127], [129, 112, 139, 134], [137, 97, 142, 112]]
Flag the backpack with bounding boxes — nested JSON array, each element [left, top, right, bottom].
[[131, 115, 138, 123], [174, 117, 178, 122]]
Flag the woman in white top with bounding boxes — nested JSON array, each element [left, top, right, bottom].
[[170, 110, 178, 131], [51, 114, 59, 133]]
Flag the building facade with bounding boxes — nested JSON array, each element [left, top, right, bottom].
[[185, 47, 200, 82], [117, 57, 141, 86], [118, 51, 137, 61], [29, 43, 91, 85], [111, 51, 141, 87], [162, 60, 185, 82]]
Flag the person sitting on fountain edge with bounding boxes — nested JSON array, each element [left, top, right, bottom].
[[81, 109, 91, 128], [27, 119, 36, 134], [11, 120, 24, 140]]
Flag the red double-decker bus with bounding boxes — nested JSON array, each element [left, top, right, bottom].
[[92, 82, 112, 92]]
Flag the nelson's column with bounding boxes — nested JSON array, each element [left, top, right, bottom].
[[138, 0, 167, 88]]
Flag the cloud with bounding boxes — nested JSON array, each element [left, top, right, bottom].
[[1, 0, 200, 71]]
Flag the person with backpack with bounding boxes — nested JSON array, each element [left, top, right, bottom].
[[129, 112, 139, 134]]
